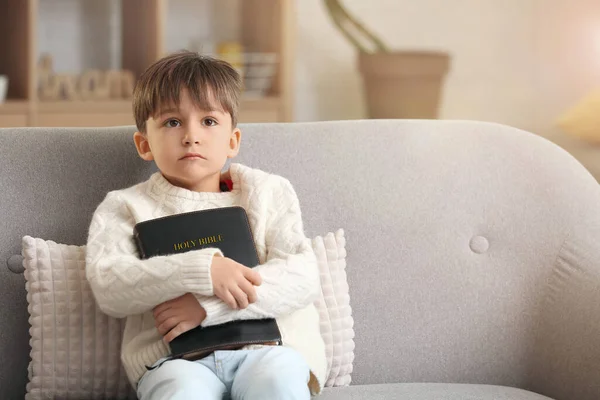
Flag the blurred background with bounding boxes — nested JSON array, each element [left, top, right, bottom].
[[1, 0, 599, 178]]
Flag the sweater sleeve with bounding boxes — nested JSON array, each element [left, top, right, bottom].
[[197, 179, 320, 327], [85, 191, 223, 318]]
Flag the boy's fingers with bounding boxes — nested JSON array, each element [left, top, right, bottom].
[[243, 268, 262, 286], [231, 286, 249, 309], [221, 290, 238, 309], [153, 302, 172, 319], [153, 307, 177, 325], [157, 316, 179, 336], [164, 322, 191, 343], [239, 279, 257, 303]]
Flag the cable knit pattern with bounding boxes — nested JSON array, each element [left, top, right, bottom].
[[312, 229, 355, 387], [85, 163, 327, 394]]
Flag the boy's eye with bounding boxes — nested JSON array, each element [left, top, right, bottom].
[[164, 119, 181, 128], [203, 118, 218, 127]]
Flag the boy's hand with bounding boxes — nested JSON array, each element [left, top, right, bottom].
[[211, 255, 262, 309], [153, 293, 206, 343]]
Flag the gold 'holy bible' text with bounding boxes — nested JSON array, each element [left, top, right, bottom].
[[174, 234, 224, 251]]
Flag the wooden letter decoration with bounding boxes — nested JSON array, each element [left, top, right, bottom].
[[37, 54, 135, 101]]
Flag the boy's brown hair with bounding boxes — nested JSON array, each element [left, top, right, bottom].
[[132, 50, 242, 133]]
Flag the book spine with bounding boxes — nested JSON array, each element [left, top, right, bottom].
[[239, 208, 261, 266], [133, 229, 147, 259]]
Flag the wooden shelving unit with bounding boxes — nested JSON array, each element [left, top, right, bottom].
[[0, 0, 294, 128]]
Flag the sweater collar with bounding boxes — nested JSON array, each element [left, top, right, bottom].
[[149, 163, 244, 202]]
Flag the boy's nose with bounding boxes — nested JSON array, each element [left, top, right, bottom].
[[183, 136, 199, 145], [183, 128, 202, 145]]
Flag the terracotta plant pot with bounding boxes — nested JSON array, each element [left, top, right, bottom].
[[358, 51, 450, 119]]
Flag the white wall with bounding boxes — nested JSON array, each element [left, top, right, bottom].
[[295, 0, 600, 137]]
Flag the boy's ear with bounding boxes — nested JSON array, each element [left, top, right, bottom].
[[133, 131, 154, 161], [227, 128, 242, 158]]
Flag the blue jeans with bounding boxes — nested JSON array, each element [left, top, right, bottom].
[[137, 346, 311, 400]]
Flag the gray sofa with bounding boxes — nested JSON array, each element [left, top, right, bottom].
[[2, 120, 599, 399]]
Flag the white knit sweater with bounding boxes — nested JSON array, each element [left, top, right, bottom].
[[85, 163, 326, 394]]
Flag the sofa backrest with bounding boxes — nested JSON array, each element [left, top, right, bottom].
[[2, 120, 599, 399]]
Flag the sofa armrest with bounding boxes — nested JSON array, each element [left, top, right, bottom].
[[530, 212, 600, 400]]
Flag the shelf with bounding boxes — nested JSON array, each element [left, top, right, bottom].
[[37, 100, 132, 113], [35, 96, 280, 113], [0, 101, 29, 127], [242, 95, 281, 107], [0, 0, 294, 128], [0, 96, 282, 128], [239, 96, 282, 123], [0, 100, 30, 114], [0, 0, 35, 101]]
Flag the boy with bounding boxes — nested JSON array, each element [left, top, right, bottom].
[[85, 51, 326, 399]]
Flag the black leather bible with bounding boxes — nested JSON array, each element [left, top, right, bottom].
[[133, 206, 282, 360]]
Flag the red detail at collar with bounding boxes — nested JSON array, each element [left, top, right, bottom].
[[221, 179, 233, 192]]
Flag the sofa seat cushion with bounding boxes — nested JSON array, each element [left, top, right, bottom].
[[319, 383, 553, 400]]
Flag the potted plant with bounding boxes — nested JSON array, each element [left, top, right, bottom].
[[323, 0, 451, 119]]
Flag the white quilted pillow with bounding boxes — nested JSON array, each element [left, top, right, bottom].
[[22, 236, 135, 400], [21, 230, 354, 398]]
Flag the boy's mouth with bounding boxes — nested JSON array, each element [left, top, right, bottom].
[[181, 153, 206, 160]]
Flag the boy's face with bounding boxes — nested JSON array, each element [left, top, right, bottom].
[[133, 88, 241, 192]]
